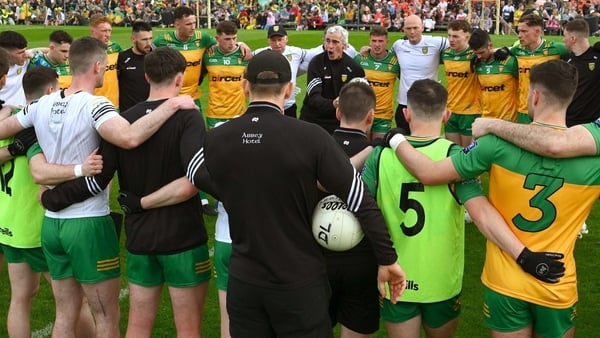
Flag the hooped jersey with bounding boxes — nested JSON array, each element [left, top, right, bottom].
[[29, 51, 73, 89], [451, 123, 600, 309], [354, 51, 400, 121], [94, 40, 123, 107], [153, 31, 216, 100], [363, 138, 482, 302], [202, 47, 248, 120], [441, 47, 481, 115], [475, 55, 518, 121], [511, 40, 568, 113], [0, 109, 44, 248]]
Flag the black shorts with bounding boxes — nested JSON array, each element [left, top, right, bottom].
[[227, 275, 333, 338], [326, 252, 379, 334]]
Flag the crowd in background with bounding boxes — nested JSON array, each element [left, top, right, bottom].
[[1, 0, 599, 33]]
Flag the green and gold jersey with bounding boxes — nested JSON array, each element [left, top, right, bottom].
[[154, 31, 216, 100], [363, 138, 482, 302], [29, 51, 73, 90], [512, 40, 568, 113], [0, 110, 44, 249], [441, 47, 481, 115], [354, 51, 400, 121], [202, 47, 248, 120], [94, 40, 123, 107], [475, 55, 518, 121], [451, 124, 600, 309]]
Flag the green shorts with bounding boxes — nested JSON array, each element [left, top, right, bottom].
[[445, 113, 481, 136], [371, 118, 392, 134], [213, 240, 232, 291], [126, 244, 211, 288], [206, 117, 231, 129], [1, 244, 48, 272], [483, 287, 576, 337], [516, 112, 532, 124], [381, 293, 462, 329], [42, 215, 120, 283]]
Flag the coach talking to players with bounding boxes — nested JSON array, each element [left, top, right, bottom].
[[186, 50, 406, 337]]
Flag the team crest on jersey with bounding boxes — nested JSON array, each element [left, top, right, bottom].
[[498, 65, 504, 73], [594, 117, 600, 128], [589, 62, 595, 71], [462, 140, 478, 154], [388, 64, 393, 71], [422, 47, 428, 54], [286, 54, 292, 61], [17, 68, 22, 75], [341, 74, 347, 82], [543, 49, 548, 56]]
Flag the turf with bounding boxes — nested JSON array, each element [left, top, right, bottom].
[[0, 25, 599, 337]]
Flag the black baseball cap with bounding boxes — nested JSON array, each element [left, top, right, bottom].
[[267, 25, 287, 38], [245, 50, 292, 84]]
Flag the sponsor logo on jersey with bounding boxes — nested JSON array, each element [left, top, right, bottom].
[[446, 71, 469, 78], [241, 132, 262, 144], [406, 280, 419, 291], [369, 80, 390, 87], [0, 227, 13, 237], [211, 75, 242, 82], [187, 59, 202, 67], [482, 84, 505, 92]]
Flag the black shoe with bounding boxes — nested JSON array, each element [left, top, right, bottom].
[[202, 204, 218, 216]]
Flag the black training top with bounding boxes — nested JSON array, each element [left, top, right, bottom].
[[117, 48, 150, 113], [564, 47, 600, 126]]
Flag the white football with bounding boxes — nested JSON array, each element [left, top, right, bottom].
[[312, 195, 364, 252]]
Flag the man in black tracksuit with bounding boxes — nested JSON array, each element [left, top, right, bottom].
[[300, 25, 365, 134], [186, 50, 406, 337]]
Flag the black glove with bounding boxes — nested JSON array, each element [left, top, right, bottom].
[[371, 137, 385, 147], [470, 55, 480, 72], [118, 190, 143, 214], [382, 127, 407, 148], [493, 47, 510, 61], [593, 41, 600, 53], [516, 247, 565, 284], [7, 127, 37, 157]]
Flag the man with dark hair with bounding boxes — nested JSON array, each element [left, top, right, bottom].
[[468, 29, 518, 122], [90, 14, 123, 108], [187, 50, 406, 336], [0, 30, 30, 106], [29, 30, 73, 89], [40, 46, 211, 338], [562, 19, 600, 126], [118, 21, 153, 112], [354, 25, 399, 140], [512, 14, 568, 123], [442, 20, 481, 147], [0, 36, 197, 338], [391, 60, 586, 337], [300, 25, 365, 134], [326, 78, 382, 337]]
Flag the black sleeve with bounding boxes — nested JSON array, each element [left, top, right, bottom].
[[181, 111, 218, 199], [41, 140, 119, 212], [305, 56, 335, 113], [316, 130, 397, 266]]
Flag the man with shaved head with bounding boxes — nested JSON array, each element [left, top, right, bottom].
[[391, 14, 448, 133]]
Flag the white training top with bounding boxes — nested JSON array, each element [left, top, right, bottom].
[[0, 61, 29, 107], [392, 36, 448, 105], [17, 90, 119, 218]]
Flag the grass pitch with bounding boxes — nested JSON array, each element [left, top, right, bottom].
[[0, 25, 598, 337]]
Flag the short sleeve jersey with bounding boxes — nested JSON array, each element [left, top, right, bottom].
[[94, 40, 123, 107], [392, 36, 448, 105], [354, 51, 400, 121], [363, 138, 482, 302], [450, 124, 600, 309], [0, 61, 29, 106], [29, 51, 73, 89], [441, 47, 481, 115], [202, 47, 248, 120], [16, 90, 119, 218], [475, 55, 518, 121], [512, 40, 568, 113], [153, 31, 216, 100]]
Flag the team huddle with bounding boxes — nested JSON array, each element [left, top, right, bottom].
[[0, 5, 599, 338]]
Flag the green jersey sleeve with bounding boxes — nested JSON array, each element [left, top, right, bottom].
[[362, 145, 384, 196]]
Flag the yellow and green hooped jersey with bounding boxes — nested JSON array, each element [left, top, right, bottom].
[[451, 124, 600, 309], [354, 51, 400, 121], [154, 31, 216, 100], [29, 51, 73, 90]]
